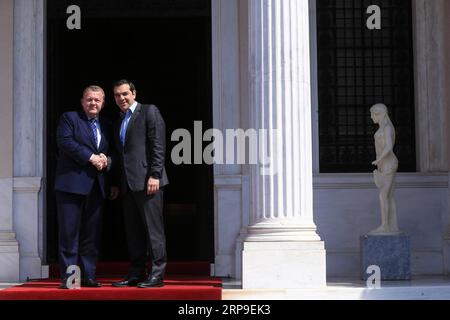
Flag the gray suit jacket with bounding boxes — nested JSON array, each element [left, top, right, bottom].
[[114, 103, 169, 192]]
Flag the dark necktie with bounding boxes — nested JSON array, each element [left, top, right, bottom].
[[89, 118, 99, 148], [120, 110, 132, 146]]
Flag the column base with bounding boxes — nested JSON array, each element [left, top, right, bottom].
[[443, 237, 450, 276], [0, 232, 20, 282], [20, 256, 45, 281], [214, 254, 235, 278], [242, 241, 326, 289]]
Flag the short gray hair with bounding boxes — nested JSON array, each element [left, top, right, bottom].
[[83, 85, 105, 98]]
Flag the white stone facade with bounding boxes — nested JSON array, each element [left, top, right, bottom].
[[0, 0, 449, 289]]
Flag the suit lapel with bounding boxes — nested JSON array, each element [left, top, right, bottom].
[[98, 119, 107, 151], [124, 103, 142, 144], [78, 111, 98, 150]]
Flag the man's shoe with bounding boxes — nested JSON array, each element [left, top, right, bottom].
[[81, 278, 102, 287], [112, 277, 145, 287], [137, 276, 164, 288]]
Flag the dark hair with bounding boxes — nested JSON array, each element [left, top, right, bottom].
[[113, 79, 136, 93]]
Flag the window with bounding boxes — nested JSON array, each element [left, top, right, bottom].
[[317, 0, 415, 172]]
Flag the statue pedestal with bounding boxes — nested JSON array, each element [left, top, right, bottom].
[[360, 234, 411, 280]]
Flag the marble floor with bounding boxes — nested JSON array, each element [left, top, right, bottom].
[[222, 276, 450, 300], [0, 283, 22, 291], [2, 277, 450, 300]]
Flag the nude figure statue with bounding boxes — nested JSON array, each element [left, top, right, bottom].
[[369, 103, 401, 236]]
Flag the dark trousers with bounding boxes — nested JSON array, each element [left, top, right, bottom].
[[122, 187, 166, 279], [55, 181, 103, 280]]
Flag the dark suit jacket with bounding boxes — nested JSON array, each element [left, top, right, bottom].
[[114, 103, 169, 192], [54, 110, 113, 198]]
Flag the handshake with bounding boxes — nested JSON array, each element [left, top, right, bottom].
[[89, 153, 108, 171]]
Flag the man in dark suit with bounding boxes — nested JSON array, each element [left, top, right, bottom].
[[54, 85, 119, 289], [111, 79, 169, 288]]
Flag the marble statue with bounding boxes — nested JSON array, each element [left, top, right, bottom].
[[369, 103, 401, 236]]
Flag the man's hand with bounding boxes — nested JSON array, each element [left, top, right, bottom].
[[110, 186, 120, 200], [99, 153, 108, 169], [147, 177, 160, 195], [89, 154, 107, 171]]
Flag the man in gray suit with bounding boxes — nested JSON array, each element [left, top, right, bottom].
[[111, 79, 169, 288]]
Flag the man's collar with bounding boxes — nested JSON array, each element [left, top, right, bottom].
[[84, 112, 98, 121], [129, 101, 138, 113]]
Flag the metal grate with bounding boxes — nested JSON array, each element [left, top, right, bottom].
[[316, 0, 416, 173]]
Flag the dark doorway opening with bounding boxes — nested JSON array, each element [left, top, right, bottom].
[[46, 0, 214, 263]]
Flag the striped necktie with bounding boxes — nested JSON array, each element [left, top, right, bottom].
[[89, 118, 99, 148]]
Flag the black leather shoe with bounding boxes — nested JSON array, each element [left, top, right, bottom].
[[137, 277, 164, 288], [81, 278, 102, 287], [59, 281, 69, 289], [112, 277, 145, 287]]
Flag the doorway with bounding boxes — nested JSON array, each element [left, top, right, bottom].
[[46, 0, 214, 263]]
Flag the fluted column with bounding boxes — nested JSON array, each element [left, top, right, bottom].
[[241, 0, 325, 289]]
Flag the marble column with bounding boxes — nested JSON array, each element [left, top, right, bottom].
[[413, 0, 448, 172], [411, 0, 450, 276], [13, 0, 46, 281], [241, 0, 326, 289], [0, 0, 20, 282], [437, 0, 450, 274], [212, 0, 246, 279]]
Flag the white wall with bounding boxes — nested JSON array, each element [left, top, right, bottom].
[[306, 0, 450, 278], [314, 173, 448, 277]]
